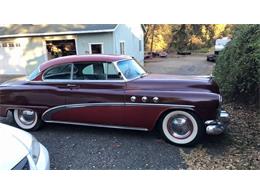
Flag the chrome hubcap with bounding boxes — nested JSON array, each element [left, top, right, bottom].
[[167, 115, 193, 139], [17, 109, 36, 125]]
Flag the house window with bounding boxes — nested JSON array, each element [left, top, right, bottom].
[[120, 41, 125, 55], [8, 43, 14, 47], [0, 42, 20, 48], [139, 40, 142, 52], [90, 43, 103, 54]]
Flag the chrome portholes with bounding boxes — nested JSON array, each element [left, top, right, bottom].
[[130, 96, 136, 102], [153, 97, 159, 103], [131, 96, 159, 103], [141, 96, 148, 103]]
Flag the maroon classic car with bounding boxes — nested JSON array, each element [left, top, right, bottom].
[[0, 55, 229, 146]]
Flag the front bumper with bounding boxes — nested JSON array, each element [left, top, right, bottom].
[[205, 110, 230, 135]]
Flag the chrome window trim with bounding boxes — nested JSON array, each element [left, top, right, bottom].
[[31, 80, 127, 83], [41, 61, 126, 83], [43, 120, 149, 131]]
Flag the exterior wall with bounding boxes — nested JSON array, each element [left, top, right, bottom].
[[0, 35, 77, 75], [76, 33, 114, 55], [113, 24, 144, 64], [0, 37, 46, 75]]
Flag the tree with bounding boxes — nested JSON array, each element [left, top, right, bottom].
[[144, 24, 234, 52], [213, 24, 260, 105], [144, 24, 173, 52]]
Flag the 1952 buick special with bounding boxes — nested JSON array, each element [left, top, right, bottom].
[[0, 55, 229, 146]]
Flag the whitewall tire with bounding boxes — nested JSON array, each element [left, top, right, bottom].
[[13, 109, 41, 131], [160, 110, 203, 146]]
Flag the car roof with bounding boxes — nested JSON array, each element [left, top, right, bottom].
[[39, 55, 132, 71]]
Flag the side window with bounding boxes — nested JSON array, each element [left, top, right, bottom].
[[120, 41, 125, 55], [82, 64, 94, 75], [43, 64, 72, 80], [103, 63, 121, 80], [73, 62, 122, 80]]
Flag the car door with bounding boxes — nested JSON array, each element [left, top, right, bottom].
[[39, 63, 74, 122], [61, 61, 126, 126]]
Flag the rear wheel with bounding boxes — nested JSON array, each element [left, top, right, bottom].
[[160, 110, 204, 146], [13, 109, 42, 131]]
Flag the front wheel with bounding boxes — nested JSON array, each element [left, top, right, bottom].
[[160, 110, 204, 146], [13, 109, 42, 131]]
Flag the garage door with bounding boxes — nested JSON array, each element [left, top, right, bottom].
[[0, 42, 25, 75]]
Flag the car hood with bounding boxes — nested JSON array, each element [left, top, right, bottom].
[[129, 74, 220, 93], [0, 123, 32, 170]]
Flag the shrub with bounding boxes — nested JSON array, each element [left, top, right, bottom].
[[213, 25, 260, 105]]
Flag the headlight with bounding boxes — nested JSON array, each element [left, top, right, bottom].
[[29, 136, 40, 164]]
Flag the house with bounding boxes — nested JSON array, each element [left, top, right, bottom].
[[0, 24, 145, 76]]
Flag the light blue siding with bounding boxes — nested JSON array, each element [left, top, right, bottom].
[[76, 33, 114, 55], [113, 24, 144, 64]]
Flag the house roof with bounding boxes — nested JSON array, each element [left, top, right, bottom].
[[0, 24, 118, 38]]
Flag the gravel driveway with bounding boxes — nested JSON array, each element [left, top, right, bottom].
[[144, 54, 214, 75], [0, 112, 186, 170]]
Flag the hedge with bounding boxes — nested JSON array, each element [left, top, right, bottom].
[[213, 25, 260, 105]]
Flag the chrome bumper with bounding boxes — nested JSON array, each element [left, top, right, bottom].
[[205, 110, 230, 135]]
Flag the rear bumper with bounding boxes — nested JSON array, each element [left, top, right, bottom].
[[205, 110, 230, 135]]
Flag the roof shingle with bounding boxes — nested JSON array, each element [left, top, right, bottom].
[[0, 24, 118, 38]]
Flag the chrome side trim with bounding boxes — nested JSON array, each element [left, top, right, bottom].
[[0, 104, 48, 110], [44, 120, 149, 131], [42, 102, 194, 121], [126, 103, 194, 108]]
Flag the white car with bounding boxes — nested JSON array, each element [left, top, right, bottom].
[[0, 123, 50, 170], [215, 37, 231, 54]]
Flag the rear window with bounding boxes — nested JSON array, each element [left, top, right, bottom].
[[43, 64, 72, 80]]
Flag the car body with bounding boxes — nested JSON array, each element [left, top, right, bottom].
[[159, 52, 168, 58], [214, 37, 231, 55], [0, 55, 229, 146], [206, 54, 217, 62], [144, 52, 152, 59], [0, 123, 50, 170], [177, 50, 192, 55]]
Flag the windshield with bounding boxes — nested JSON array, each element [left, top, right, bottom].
[[117, 59, 147, 80], [28, 67, 40, 80]]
